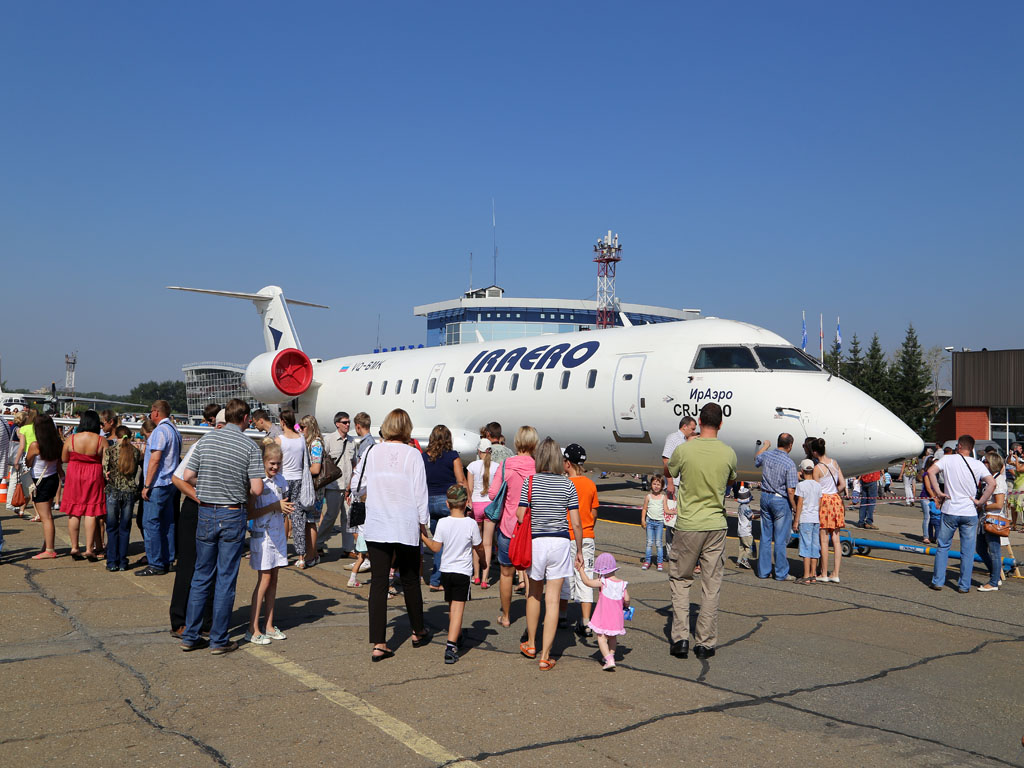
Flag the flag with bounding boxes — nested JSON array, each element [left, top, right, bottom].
[[836, 317, 842, 357], [801, 311, 807, 352]]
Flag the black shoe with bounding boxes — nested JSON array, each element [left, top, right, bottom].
[[694, 645, 715, 660], [411, 631, 432, 648], [929, 584, 943, 591], [181, 638, 209, 652], [444, 645, 459, 664], [135, 566, 167, 576], [670, 640, 689, 658], [557, 617, 571, 630]]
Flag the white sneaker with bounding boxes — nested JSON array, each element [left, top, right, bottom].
[[245, 631, 271, 645], [829, 576, 841, 583], [978, 584, 999, 592], [266, 626, 287, 640], [358, 559, 371, 573]]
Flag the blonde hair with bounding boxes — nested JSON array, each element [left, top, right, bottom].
[[300, 415, 324, 450], [380, 409, 412, 443], [534, 437, 564, 474], [262, 442, 283, 461], [514, 425, 539, 456], [985, 452, 1004, 476], [480, 446, 492, 495], [141, 418, 156, 436]]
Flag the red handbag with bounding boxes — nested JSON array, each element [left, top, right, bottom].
[[508, 476, 533, 570]]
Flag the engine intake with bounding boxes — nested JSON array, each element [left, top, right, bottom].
[[245, 348, 314, 403]]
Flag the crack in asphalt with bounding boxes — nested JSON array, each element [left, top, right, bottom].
[[7, 561, 233, 767]]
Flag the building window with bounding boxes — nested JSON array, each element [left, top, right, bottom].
[[535, 372, 544, 390], [412, 379, 419, 394], [561, 371, 570, 389], [487, 374, 495, 391], [366, 381, 373, 396], [395, 380, 402, 394], [429, 378, 436, 394], [510, 373, 519, 391], [586, 369, 597, 389], [380, 381, 387, 395], [446, 377, 454, 393], [466, 376, 474, 392]]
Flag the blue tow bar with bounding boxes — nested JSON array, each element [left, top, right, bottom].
[[800, 530, 1017, 572]]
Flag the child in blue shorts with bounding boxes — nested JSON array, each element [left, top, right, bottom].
[[793, 459, 823, 584]]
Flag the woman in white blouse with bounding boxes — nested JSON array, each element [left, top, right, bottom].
[[353, 409, 431, 661]]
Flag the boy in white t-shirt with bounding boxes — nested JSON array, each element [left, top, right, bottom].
[[793, 459, 823, 584], [421, 485, 484, 664]]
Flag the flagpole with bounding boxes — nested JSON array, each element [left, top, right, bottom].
[[819, 314, 824, 363], [836, 315, 841, 377]]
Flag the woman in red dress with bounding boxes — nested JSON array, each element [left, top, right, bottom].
[[62, 410, 108, 561]]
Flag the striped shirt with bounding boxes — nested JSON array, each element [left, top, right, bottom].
[[186, 423, 264, 505], [519, 473, 578, 539]]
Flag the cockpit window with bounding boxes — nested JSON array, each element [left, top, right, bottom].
[[754, 346, 822, 372], [693, 346, 759, 370]]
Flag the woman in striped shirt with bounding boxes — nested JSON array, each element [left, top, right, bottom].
[[517, 438, 583, 670]]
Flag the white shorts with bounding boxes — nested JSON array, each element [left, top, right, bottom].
[[560, 537, 595, 602], [528, 537, 572, 582]]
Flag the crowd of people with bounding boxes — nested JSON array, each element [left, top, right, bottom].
[[0, 398, 1016, 668]]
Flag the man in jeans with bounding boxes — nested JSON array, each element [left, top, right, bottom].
[[317, 411, 356, 556], [666, 403, 737, 660], [138, 400, 182, 576], [180, 398, 264, 654], [927, 434, 995, 593], [754, 433, 798, 581], [858, 470, 881, 529]]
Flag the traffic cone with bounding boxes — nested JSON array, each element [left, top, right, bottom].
[[0, 472, 7, 505]]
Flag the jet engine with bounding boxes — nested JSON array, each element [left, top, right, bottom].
[[245, 348, 314, 404]]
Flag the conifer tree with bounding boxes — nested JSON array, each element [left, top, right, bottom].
[[892, 324, 933, 438], [860, 333, 890, 408], [844, 333, 864, 390], [823, 339, 842, 377]]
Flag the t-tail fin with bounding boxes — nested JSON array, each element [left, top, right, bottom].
[[167, 285, 328, 354]]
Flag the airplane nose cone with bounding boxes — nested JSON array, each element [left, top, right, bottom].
[[863, 408, 924, 465]]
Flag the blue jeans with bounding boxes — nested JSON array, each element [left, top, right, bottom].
[[858, 481, 878, 525], [920, 498, 931, 538], [931, 513, 978, 591], [143, 484, 176, 570], [975, 521, 1002, 587], [645, 519, 665, 564], [183, 506, 247, 647], [427, 494, 449, 587], [757, 493, 793, 580], [105, 493, 134, 568]]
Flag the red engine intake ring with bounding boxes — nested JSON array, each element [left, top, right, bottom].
[[271, 348, 314, 396]]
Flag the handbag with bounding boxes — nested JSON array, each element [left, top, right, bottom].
[[483, 460, 507, 523], [348, 444, 374, 527], [508, 476, 533, 570], [313, 441, 342, 492], [983, 513, 1011, 537], [297, 441, 316, 509], [10, 478, 26, 508]]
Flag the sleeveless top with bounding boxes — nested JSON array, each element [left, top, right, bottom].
[[817, 458, 840, 495], [646, 494, 665, 522], [279, 434, 306, 481]]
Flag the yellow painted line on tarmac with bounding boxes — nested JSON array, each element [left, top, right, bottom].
[[245, 645, 480, 767]]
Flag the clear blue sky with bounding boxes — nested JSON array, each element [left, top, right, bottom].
[[2, 2, 1021, 393]]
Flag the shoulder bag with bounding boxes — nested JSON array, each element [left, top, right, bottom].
[[313, 439, 342, 492], [508, 476, 533, 569], [483, 460, 507, 523], [348, 444, 374, 527], [297, 441, 316, 509]]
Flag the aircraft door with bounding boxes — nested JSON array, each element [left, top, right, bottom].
[[425, 363, 445, 409], [612, 355, 647, 440]]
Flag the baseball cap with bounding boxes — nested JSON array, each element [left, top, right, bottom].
[[798, 458, 814, 472], [446, 484, 468, 504], [562, 443, 587, 465], [215, 409, 227, 425], [477, 437, 492, 453]]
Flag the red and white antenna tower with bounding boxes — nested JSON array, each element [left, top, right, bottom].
[[593, 230, 622, 329]]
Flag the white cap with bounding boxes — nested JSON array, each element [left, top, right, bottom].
[[215, 409, 227, 425], [477, 437, 493, 453]]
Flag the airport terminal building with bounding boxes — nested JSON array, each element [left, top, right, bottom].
[[413, 285, 696, 347], [182, 362, 266, 423]]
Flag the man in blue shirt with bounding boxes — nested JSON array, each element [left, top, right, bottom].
[[754, 433, 798, 581], [139, 400, 182, 576]]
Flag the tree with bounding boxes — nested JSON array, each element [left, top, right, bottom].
[[129, 380, 187, 414], [844, 333, 864, 390], [823, 338, 842, 377], [891, 324, 934, 439], [860, 333, 890, 408]]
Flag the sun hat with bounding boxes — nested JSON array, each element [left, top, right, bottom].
[[593, 552, 618, 575], [477, 437, 492, 453]]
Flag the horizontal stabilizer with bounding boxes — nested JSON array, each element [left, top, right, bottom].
[[167, 286, 328, 309]]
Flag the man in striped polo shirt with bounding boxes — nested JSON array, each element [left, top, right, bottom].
[[180, 398, 264, 654]]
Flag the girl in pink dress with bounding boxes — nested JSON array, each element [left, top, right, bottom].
[[576, 552, 630, 670]]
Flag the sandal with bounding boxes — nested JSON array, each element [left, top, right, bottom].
[[411, 631, 432, 648], [387, 586, 399, 599], [519, 642, 536, 659], [481, 580, 490, 589], [70, 551, 85, 561], [371, 647, 395, 662], [514, 585, 526, 595], [296, 559, 306, 570], [29, 515, 41, 523], [539, 658, 556, 671], [472, 576, 481, 585], [497, 614, 511, 628], [31, 550, 57, 560]]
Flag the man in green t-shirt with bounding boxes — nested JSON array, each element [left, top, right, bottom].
[[665, 402, 737, 661]]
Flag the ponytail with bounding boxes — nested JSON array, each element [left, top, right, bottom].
[[481, 450, 492, 495], [114, 426, 137, 476]]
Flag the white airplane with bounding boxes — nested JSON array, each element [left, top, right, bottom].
[[168, 285, 923, 479]]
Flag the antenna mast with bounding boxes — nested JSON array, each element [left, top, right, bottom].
[[593, 231, 622, 329], [492, 198, 497, 286], [64, 352, 77, 416]]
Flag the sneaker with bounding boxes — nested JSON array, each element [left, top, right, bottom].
[[737, 558, 751, 569], [266, 626, 287, 640], [641, 561, 650, 570], [602, 654, 616, 671], [245, 631, 271, 645], [444, 644, 459, 664], [978, 584, 999, 592], [347, 575, 362, 587], [656, 563, 664, 571], [829, 576, 841, 583], [358, 559, 372, 573]]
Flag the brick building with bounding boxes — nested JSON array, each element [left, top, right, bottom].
[[935, 349, 1024, 452]]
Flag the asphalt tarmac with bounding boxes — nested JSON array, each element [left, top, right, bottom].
[[1, 483, 1022, 768]]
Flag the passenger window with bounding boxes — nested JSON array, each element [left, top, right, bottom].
[[586, 369, 597, 389], [428, 378, 436, 394], [395, 380, 402, 395], [412, 379, 419, 394], [380, 381, 387, 395], [693, 346, 758, 370], [487, 374, 495, 391], [466, 376, 474, 392], [446, 377, 454, 393], [535, 372, 544, 390], [560, 371, 570, 389], [510, 373, 519, 391], [366, 381, 373, 396]]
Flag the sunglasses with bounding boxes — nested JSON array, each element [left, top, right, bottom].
[[337, 420, 350, 425]]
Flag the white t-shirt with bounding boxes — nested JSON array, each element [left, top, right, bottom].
[[433, 515, 482, 576], [174, 442, 198, 481], [279, 434, 306, 481], [795, 479, 822, 524], [467, 458, 499, 504], [935, 453, 990, 517]]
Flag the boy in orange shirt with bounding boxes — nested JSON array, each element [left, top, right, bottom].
[[559, 443, 600, 638]]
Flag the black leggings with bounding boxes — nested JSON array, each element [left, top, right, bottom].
[[365, 541, 425, 644]]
